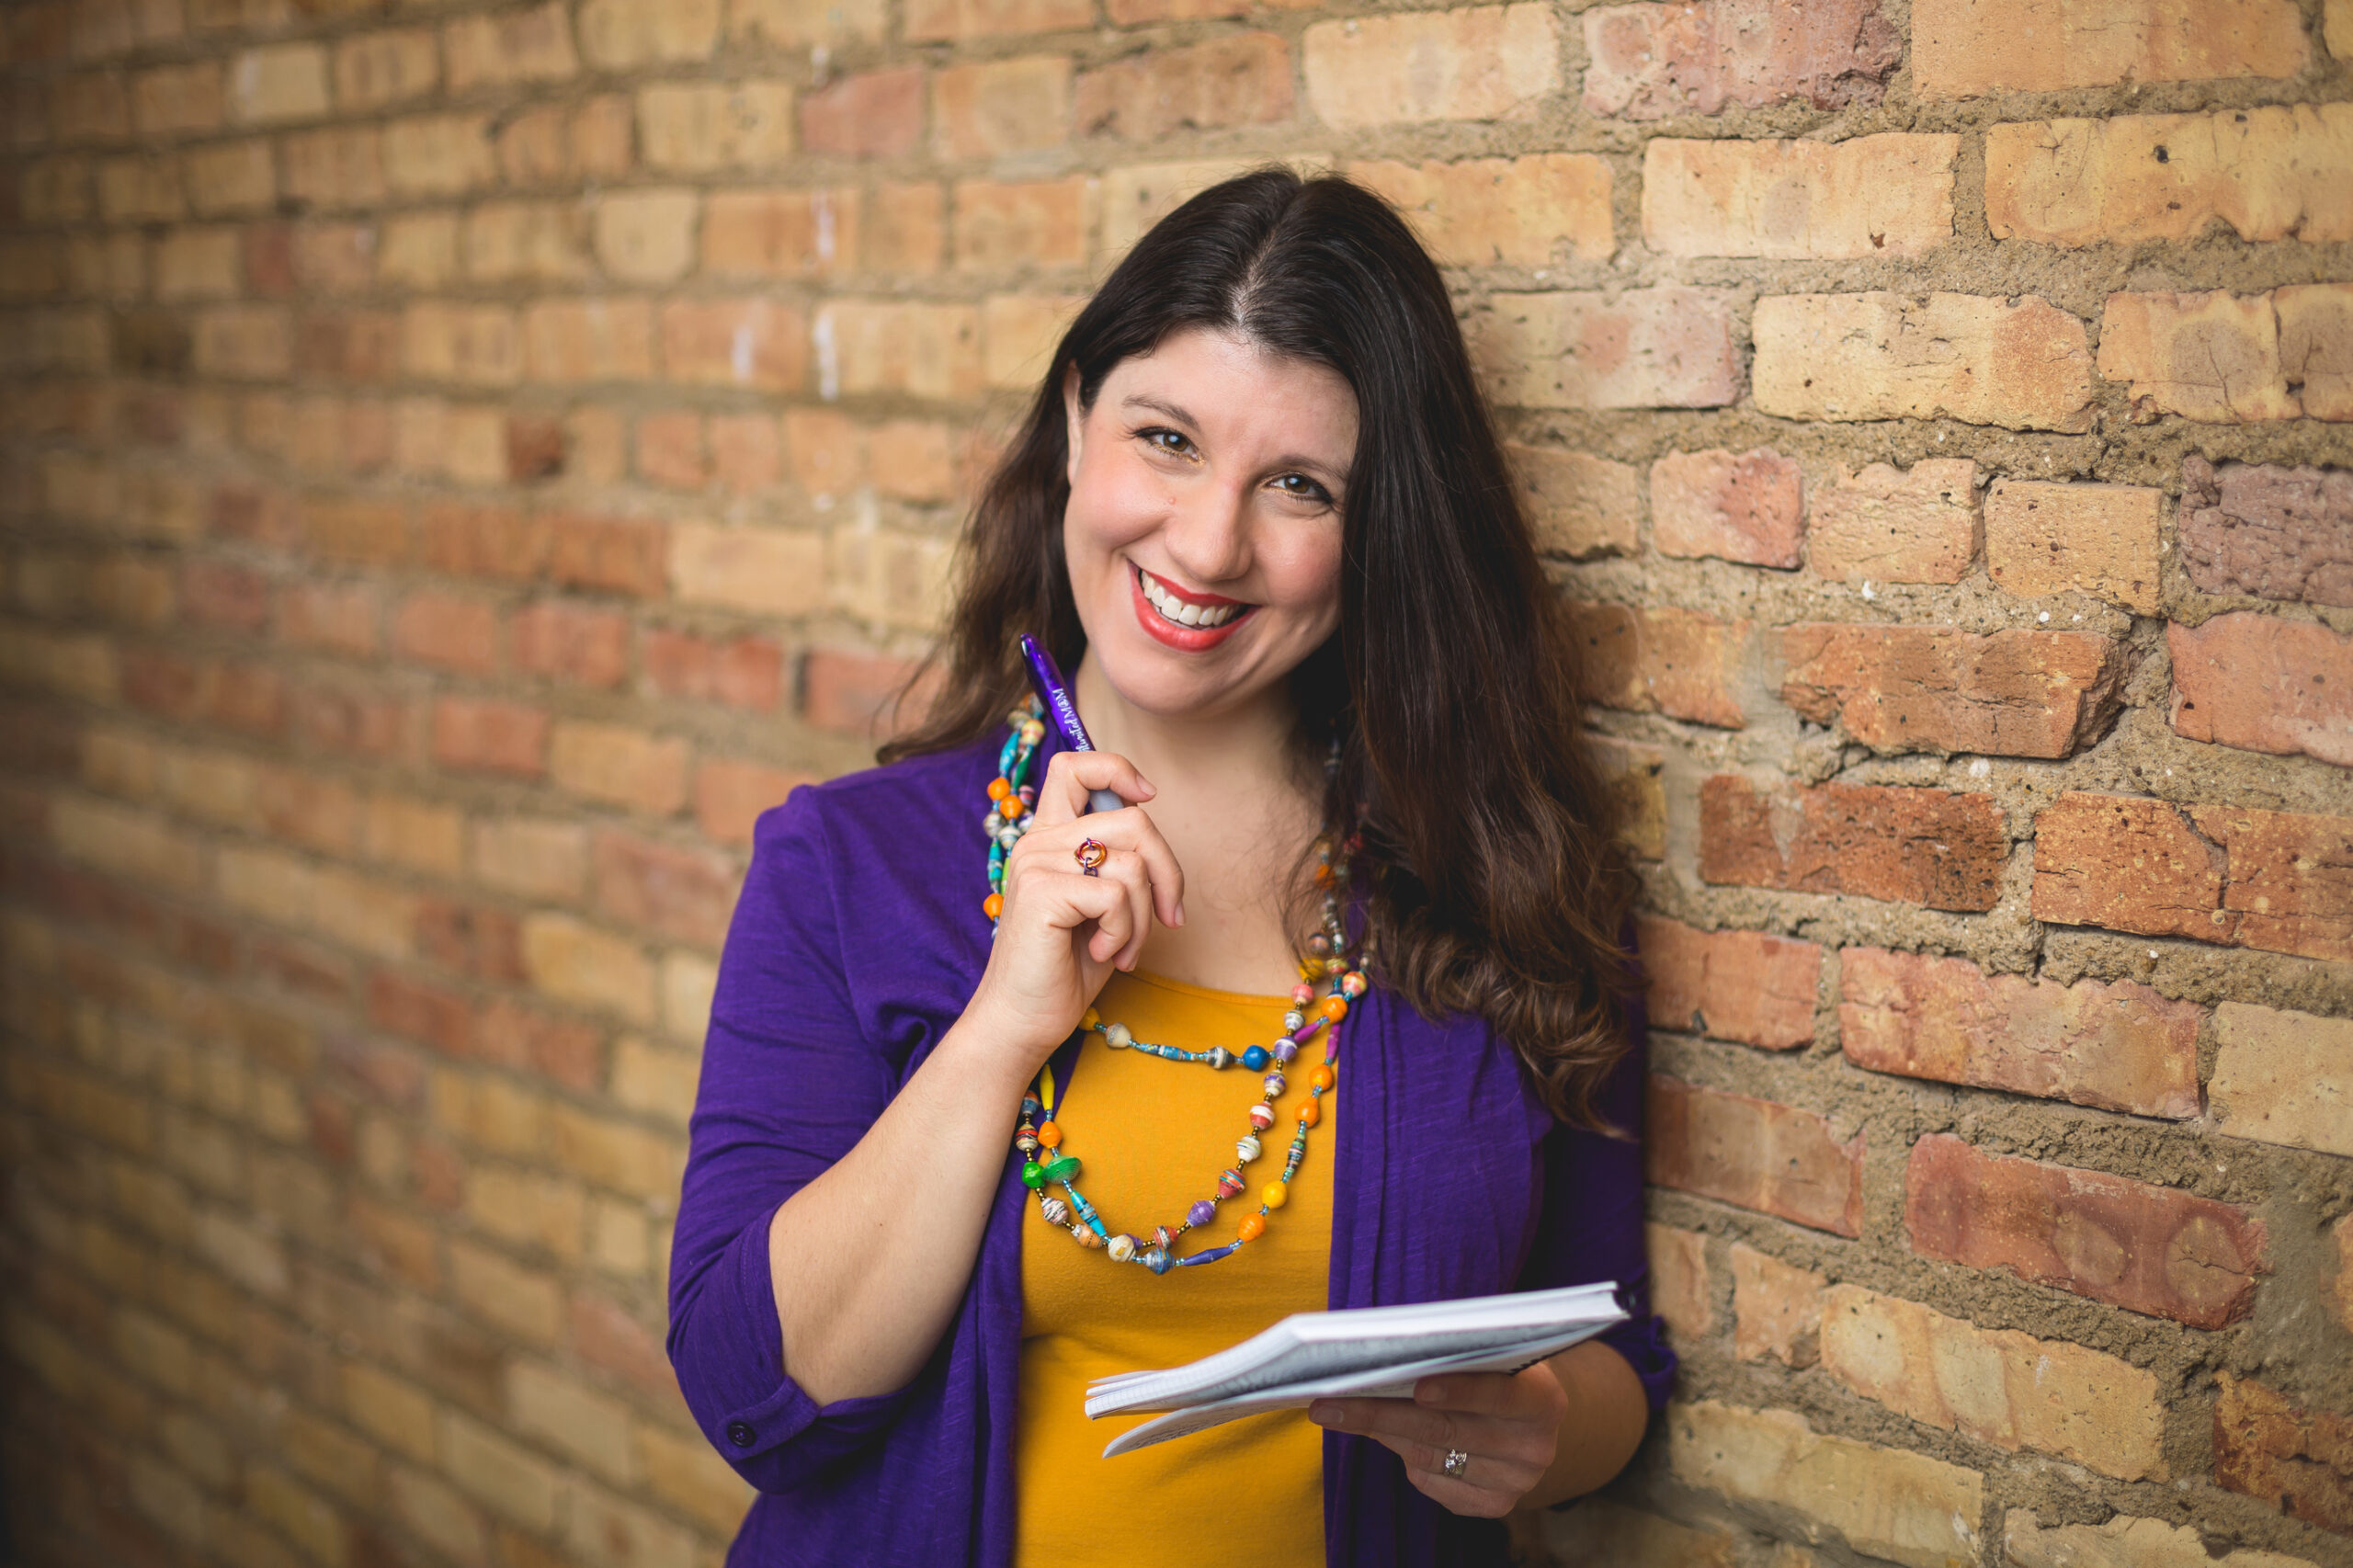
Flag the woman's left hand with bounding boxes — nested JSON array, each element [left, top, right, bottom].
[[1307, 1362, 1570, 1517]]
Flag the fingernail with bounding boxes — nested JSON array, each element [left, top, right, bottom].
[[1416, 1381, 1445, 1405], [1174, 902, 1186, 926], [1308, 1402, 1340, 1426]]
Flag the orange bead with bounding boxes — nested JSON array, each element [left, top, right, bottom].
[[982, 892, 1003, 919], [1321, 994, 1348, 1022], [1038, 1121, 1062, 1149], [1002, 796, 1027, 820], [1237, 1212, 1267, 1243], [1311, 1064, 1336, 1092], [987, 776, 1012, 801], [1297, 1098, 1321, 1127]]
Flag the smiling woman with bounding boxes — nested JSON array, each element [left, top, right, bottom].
[[666, 168, 1672, 1568]]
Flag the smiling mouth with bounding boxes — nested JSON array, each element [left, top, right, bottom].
[[1135, 564, 1255, 630]]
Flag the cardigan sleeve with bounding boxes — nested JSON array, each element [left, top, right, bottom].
[[666, 786, 922, 1492], [1513, 980, 1677, 1416]]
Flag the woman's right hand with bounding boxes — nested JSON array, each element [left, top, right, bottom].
[[963, 748, 1187, 1068]]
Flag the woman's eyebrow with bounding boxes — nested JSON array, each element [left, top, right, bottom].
[[1121, 393, 1348, 484]]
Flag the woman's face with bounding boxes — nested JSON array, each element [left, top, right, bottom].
[[1062, 327, 1358, 722]]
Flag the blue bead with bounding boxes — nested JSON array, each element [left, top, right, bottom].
[[1141, 1246, 1172, 1274], [1242, 1045, 1269, 1071]]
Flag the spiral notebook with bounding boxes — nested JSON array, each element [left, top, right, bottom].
[[1084, 1281, 1625, 1457]]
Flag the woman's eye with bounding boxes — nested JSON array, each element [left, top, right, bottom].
[[1272, 473, 1331, 504], [1141, 427, 1193, 456]]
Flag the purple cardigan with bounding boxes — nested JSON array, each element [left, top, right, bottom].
[[667, 733, 1674, 1568]]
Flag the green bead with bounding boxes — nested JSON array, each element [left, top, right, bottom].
[[1021, 1161, 1047, 1189], [1042, 1154, 1081, 1184]]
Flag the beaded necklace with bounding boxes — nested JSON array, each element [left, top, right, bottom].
[[980, 698, 1364, 1273]]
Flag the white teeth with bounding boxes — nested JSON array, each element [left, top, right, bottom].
[[1139, 568, 1244, 630]]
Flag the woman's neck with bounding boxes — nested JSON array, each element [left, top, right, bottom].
[[1070, 650, 1308, 805]]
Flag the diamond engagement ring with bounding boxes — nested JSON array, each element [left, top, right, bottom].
[[1441, 1449, 1470, 1479]]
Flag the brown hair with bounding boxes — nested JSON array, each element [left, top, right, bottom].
[[880, 167, 1643, 1128]]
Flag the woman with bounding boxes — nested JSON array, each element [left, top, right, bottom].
[[667, 167, 1672, 1568]]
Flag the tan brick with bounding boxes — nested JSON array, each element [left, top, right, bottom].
[[1645, 1221, 1713, 1341], [666, 522, 827, 618], [524, 298, 655, 383], [2215, 1375, 2353, 1536], [932, 56, 1070, 158], [2097, 289, 2298, 424], [1756, 292, 2094, 431], [228, 44, 328, 126], [1544, 1501, 1740, 1568], [51, 795, 207, 891], [341, 1360, 436, 1463], [1652, 448, 1802, 568], [497, 95, 635, 187], [461, 199, 590, 285], [1636, 914, 1818, 1049], [362, 794, 464, 878], [97, 155, 184, 223], [563, 1481, 699, 1568], [193, 304, 292, 380], [384, 114, 500, 198], [440, 1409, 561, 1531], [1077, 33, 1291, 142], [2031, 794, 2353, 961], [187, 141, 277, 215], [403, 303, 520, 387], [906, 0, 1088, 40], [982, 292, 1085, 392], [2333, 0, 2353, 62], [379, 214, 456, 289], [639, 81, 795, 171], [472, 817, 587, 901], [153, 227, 242, 301], [1643, 134, 1954, 259], [1806, 459, 1980, 585], [1839, 947, 2199, 1119], [444, 2, 578, 93], [636, 1421, 756, 1536], [2210, 1002, 2353, 1158], [1588, 733, 1667, 861], [1778, 624, 2125, 759], [133, 62, 224, 136], [820, 299, 983, 401], [660, 298, 806, 391], [2169, 613, 2353, 766], [1731, 1243, 1824, 1367], [595, 188, 699, 285], [1988, 108, 2353, 250], [2336, 1212, 2353, 1338], [828, 525, 957, 631], [1821, 1284, 2165, 1478], [1982, 480, 2162, 613], [953, 177, 1090, 271], [549, 722, 688, 817], [2280, 283, 2353, 421], [578, 0, 721, 67], [1583, 0, 1901, 119], [1506, 445, 1639, 560], [246, 1466, 347, 1568], [1647, 1076, 1864, 1235], [449, 1238, 563, 1344], [2005, 1510, 2325, 1568], [1914, 0, 2308, 97], [551, 1104, 683, 1199], [731, 0, 886, 45], [1470, 288, 1739, 410], [506, 1359, 634, 1483], [334, 28, 438, 112], [1702, 775, 2007, 912], [1567, 601, 1749, 729], [702, 187, 855, 279], [216, 846, 417, 960], [800, 66, 924, 159], [694, 758, 812, 846], [521, 914, 654, 1024], [1906, 1135, 2268, 1329], [1304, 5, 1556, 129], [1352, 153, 1611, 268], [1097, 155, 1334, 259], [1667, 1401, 1983, 1568]]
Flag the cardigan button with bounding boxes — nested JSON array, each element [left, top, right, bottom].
[[725, 1421, 756, 1448]]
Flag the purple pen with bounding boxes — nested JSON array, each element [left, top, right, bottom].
[[1018, 634, 1125, 815]]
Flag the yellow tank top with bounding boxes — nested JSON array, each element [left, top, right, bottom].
[[1015, 969, 1334, 1568]]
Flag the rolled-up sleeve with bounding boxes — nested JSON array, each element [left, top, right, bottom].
[[666, 787, 920, 1491]]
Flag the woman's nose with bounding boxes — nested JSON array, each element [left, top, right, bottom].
[[1157, 478, 1253, 586]]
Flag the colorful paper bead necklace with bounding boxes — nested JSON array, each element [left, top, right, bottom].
[[980, 698, 1364, 1272]]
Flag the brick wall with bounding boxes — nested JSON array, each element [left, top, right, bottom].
[[0, 0, 2348, 1564]]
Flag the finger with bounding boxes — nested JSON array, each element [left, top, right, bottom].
[[1310, 1402, 1546, 1470], [1092, 848, 1154, 971], [1030, 750, 1156, 829], [1399, 1464, 1518, 1520], [1378, 1433, 1541, 1495], [1086, 863, 1140, 965], [1007, 856, 1126, 935], [1415, 1367, 1564, 1422], [1014, 810, 1186, 930]]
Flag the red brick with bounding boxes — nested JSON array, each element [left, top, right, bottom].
[[1839, 947, 2200, 1119], [1303, 5, 1557, 128], [592, 830, 738, 948], [506, 415, 564, 483], [634, 411, 706, 489], [1075, 33, 1290, 141], [522, 298, 655, 382], [658, 299, 807, 392], [509, 602, 628, 689], [544, 513, 666, 598], [419, 503, 546, 584], [1582, 0, 1900, 119], [1914, 0, 2308, 98], [951, 178, 1089, 271], [1778, 625, 2125, 760], [801, 649, 936, 737], [799, 67, 922, 158], [369, 970, 474, 1057], [702, 188, 857, 279], [1806, 460, 1981, 585], [1635, 914, 1819, 1050], [1645, 1222, 1712, 1342], [1566, 601, 1748, 729], [1700, 776, 2007, 912], [1905, 1134, 2266, 1329], [906, 0, 1088, 40], [642, 629, 783, 711], [181, 559, 270, 633], [1646, 1076, 1864, 1236], [694, 758, 813, 845], [289, 679, 401, 757], [569, 1291, 676, 1402], [2215, 1375, 2353, 1535], [931, 57, 1070, 159], [1651, 449, 1802, 569], [2031, 792, 2353, 961], [280, 581, 381, 656], [476, 996, 602, 1091], [710, 415, 782, 494], [295, 311, 402, 383], [2178, 456, 2353, 608], [415, 897, 527, 984], [389, 592, 497, 676], [2169, 613, 2353, 767], [431, 698, 548, 778], [1470, 288, 1739, 411]]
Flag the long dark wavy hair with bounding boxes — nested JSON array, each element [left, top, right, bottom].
[[881, 166, 1642, 1128]]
